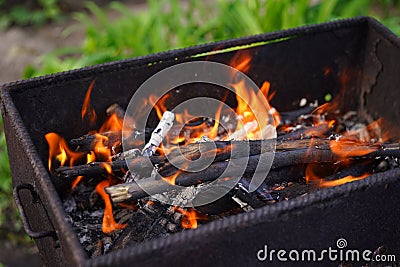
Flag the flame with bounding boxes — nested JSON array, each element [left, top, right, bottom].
[[45, 132, 85, 170], [226, 53, 280, 140], [162, 169, 184, 185], [149, 94, 169, 120], [141, 51, 280, 143], [96, 179, 126, 233], [71, 176, 84, 189], [99, 113, 123, 133], [87, 151, 96, 163], [101, 162, 113, 175], [81, 80, 97, 125], [229, 79, 279, 140], [305, 163, 370, 188], [329, 137, 378, 158], [230, 50, 252, 73], [259, 81, 281, 126], [174, 109, 195, 125], [173, 207, 207, 229], [318, 173, 370, 188]]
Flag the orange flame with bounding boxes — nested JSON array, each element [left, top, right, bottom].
[[229, 79, 278, 140], [162, 169, 184, 185], [329, 137, 378, 158], [71, 176, 84, 189], [71, 151, 97, 189], [149, 94, 168, 120], [45, 132, 85, 170], [173, 207, 207, 229], [81, 80, 97, 125], [318, 174, 370, 188], [96, 179, 126, 234], [101, 162, 113, 175], [99, 113, 123, 133], [226, 52, 280, 140], [230, 50, 252, 73], [305, 163, 370, 188]]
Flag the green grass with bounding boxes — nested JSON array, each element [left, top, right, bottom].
[[23, 0, 400, 78], [0, 119, 11, 226], [0, 0, 62, 29]]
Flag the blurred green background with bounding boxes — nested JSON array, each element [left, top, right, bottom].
[[0, 0, 399, 265]]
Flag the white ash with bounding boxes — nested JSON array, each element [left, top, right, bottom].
[[142, 111, 175, 156]]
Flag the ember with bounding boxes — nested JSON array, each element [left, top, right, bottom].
[[44, 49, 400, 259]]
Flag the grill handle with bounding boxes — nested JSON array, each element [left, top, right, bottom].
[[13, 183, 57, 239]]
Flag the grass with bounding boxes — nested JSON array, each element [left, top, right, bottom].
[[0, 0, 62, 29], [22, 0, 400, 78]]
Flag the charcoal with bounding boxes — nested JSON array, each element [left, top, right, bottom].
[[166, 223, 178, 233]]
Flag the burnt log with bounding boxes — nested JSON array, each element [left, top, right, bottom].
[[56, 138, 329, 181]]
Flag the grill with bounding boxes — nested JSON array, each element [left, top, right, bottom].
[[1, 17, 400, 266]]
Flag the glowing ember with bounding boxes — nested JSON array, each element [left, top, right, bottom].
[[173, 207, 206, 229]]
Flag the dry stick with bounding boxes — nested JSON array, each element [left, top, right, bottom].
[[70, 106, 320, 152], [69, 130, 149, 151], [55, 156, 162, 179], [56, 138, 397, 180], [56, 138, 329, 180], [104, 147, 338, 203]]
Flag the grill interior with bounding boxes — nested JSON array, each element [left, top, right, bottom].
[[1, 17, 400, 266]]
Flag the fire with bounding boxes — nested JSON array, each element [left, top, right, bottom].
[[95, 179, 126, 233], [227, 52, 280, 140], [81, 79, 97, 125], [72, 151, 96, 189], [229, 50, 252, 73], [162, 169, 183, 185], [173, 207, 207, 229], [229, 78, 279, 140], [305, 163, 370, 188], [46, 80, 129, 233], [92, 134, 112, 162], [329, 137, 378, 158], [101, 162, 113, 175], [318, 174, 370, 188], [149, 94, 168, 120], [99, 113, 123, 133], [71, 176, 84, 189], [45, 132, 85, 170]]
